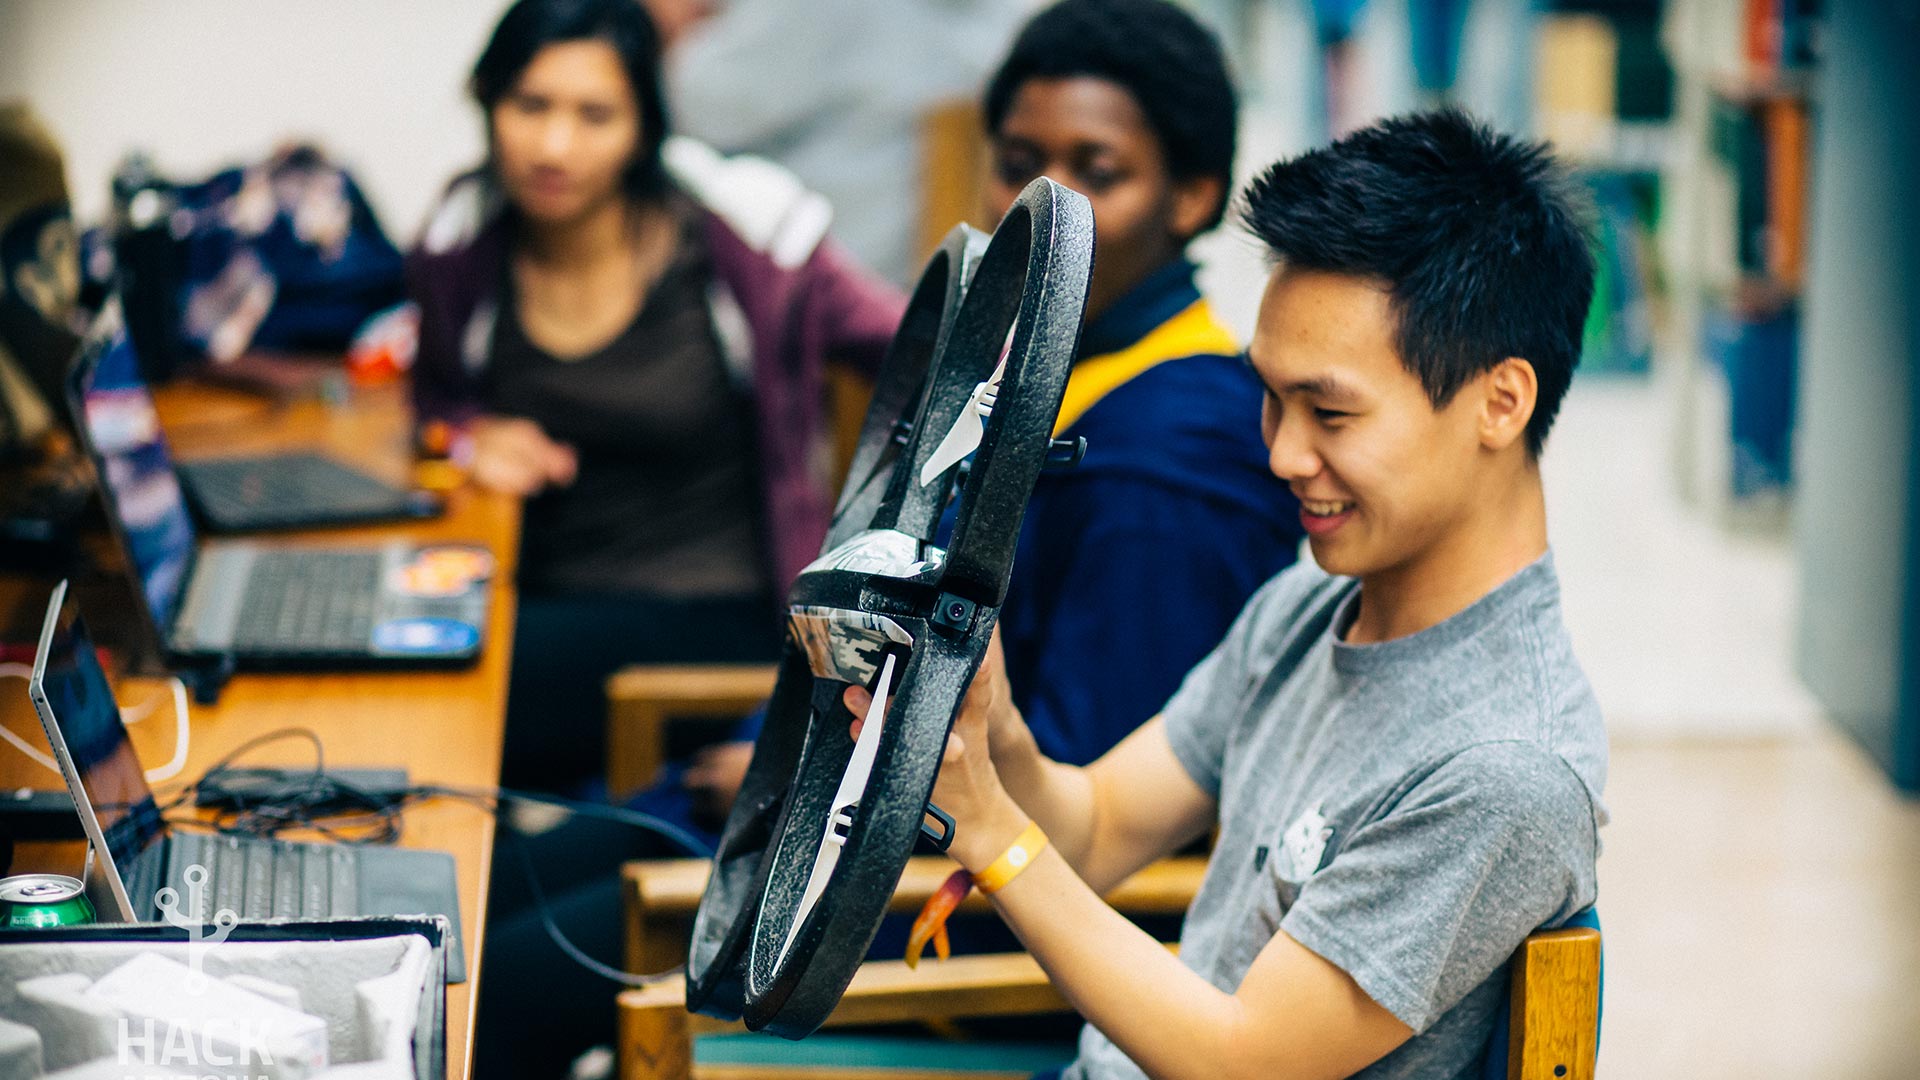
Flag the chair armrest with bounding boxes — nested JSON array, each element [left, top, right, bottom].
[[824, 952, 1065, 1026], [626, 854, 1206, 917], [605, 664, 779, 799], [1509, 926, 1600, 1080], [617, 944, 1183, 1079], [619, 951, 1065, 1032], [616, 951, 1068, 1080], [622, 855, 1207, 973]]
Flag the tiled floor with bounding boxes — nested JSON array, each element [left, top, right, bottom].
[[1595, 732, 1920, 1078], [1544, 379, 1920, 1076]]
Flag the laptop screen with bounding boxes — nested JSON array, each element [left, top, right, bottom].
[[31, 589, 168, 879], [72, 307, 198, 632]]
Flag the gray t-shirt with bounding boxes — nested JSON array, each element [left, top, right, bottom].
[[1067, 552, 1608, 1080]]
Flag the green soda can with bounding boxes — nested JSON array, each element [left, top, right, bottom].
[[0, 874, 95, 928]]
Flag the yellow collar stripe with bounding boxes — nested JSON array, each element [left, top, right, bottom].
[[1053, 299, 1240, 436]]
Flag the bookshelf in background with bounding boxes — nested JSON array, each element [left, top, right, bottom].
[[1534, 5, 1671, 380], [1659, 0, 1819, 531]]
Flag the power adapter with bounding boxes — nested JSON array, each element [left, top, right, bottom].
[[193, 766, 412, 816]]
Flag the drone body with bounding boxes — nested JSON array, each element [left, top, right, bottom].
[[685, 177, 1095, 1039]]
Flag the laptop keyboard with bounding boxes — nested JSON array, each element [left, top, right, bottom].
[[231, 550, 383, 653], [182, 455, 409, 526], [167, 832, 360, 921]]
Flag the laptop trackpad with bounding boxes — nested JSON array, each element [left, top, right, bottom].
[[354, 846, 467, 983]]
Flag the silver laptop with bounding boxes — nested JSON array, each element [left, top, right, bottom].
[[25, 581, 466, 981]]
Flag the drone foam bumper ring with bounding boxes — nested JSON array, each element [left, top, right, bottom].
[[683, 178, 1094, 1039]]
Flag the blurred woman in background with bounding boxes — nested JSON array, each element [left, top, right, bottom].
[[413, 2, 902, 1075], [408, 0, 902, 795]]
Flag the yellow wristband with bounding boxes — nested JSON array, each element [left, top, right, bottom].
[[972, 820, 1049, 896]]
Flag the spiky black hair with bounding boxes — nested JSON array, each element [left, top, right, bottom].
[[1242, 109, 1595, 454]]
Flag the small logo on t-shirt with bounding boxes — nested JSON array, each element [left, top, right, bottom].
[[1277, 803, 1333, 880]]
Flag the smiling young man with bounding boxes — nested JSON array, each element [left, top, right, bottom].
[[858, 110, 1610, 1079]]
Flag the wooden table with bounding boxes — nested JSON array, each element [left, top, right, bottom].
[[0, 376, 517, 1079]]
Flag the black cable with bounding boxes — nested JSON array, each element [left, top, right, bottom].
[[154, 727, 713, 989], [158, 727, 403, 844], [418, 783, 715, 860], [203, 726, 325, 774], [409, 783, 707, 988], [499, 820, 683, 989]]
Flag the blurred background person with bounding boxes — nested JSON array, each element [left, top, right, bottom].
[[408, 0, 904, 797], [658, 0, 1031, 285], [680, 0, 1305, 872], [421, 1, 904, 1074], [975, 0, 1304, 768]]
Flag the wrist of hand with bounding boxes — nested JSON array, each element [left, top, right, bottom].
[[972, 819, 1050, 896], [953, 796, 1030, 876]]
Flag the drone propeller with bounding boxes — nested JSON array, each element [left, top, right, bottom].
[[918, 354, 1004, 487]]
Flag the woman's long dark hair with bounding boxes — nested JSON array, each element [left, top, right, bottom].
[[470, 0, 671, 201]]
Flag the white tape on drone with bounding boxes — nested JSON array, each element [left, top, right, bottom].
[[800, 529, 945, 582], [787, 607, 915, 686]]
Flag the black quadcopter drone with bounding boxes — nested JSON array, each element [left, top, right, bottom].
[[685, 177, 1094, 1039]]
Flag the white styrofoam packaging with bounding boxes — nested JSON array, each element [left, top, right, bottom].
[[0, 1013, 44, 1077], [83, 952, 330, 1079], [0, 919, 446, 1078], [15, 972, 120, 1071]]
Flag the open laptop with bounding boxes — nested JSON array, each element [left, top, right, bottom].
[[109, 236, 438, 534], [175, 450, 443, 534], [66, 300, 489, 670], [26, 581, 466, 980]]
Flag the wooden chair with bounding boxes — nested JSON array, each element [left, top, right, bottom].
[[620, 855, 1202, 979], [605, 664, 778, 800], [614, 859, 1601, 1080], [916, 98, 988, 263], [618, 856, 1203, 1080], [1500, 918, 1602, 1080]]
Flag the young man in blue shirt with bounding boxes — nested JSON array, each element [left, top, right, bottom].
[[685, 0, 1302, 811], [977, 0, 1304, 769]]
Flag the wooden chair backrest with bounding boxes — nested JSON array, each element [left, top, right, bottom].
[[616, 857, 1601, 1080], [1507, 925, 1601, 1080]]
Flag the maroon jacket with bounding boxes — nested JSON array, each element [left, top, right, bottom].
[[407, 149, 905, 590]]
